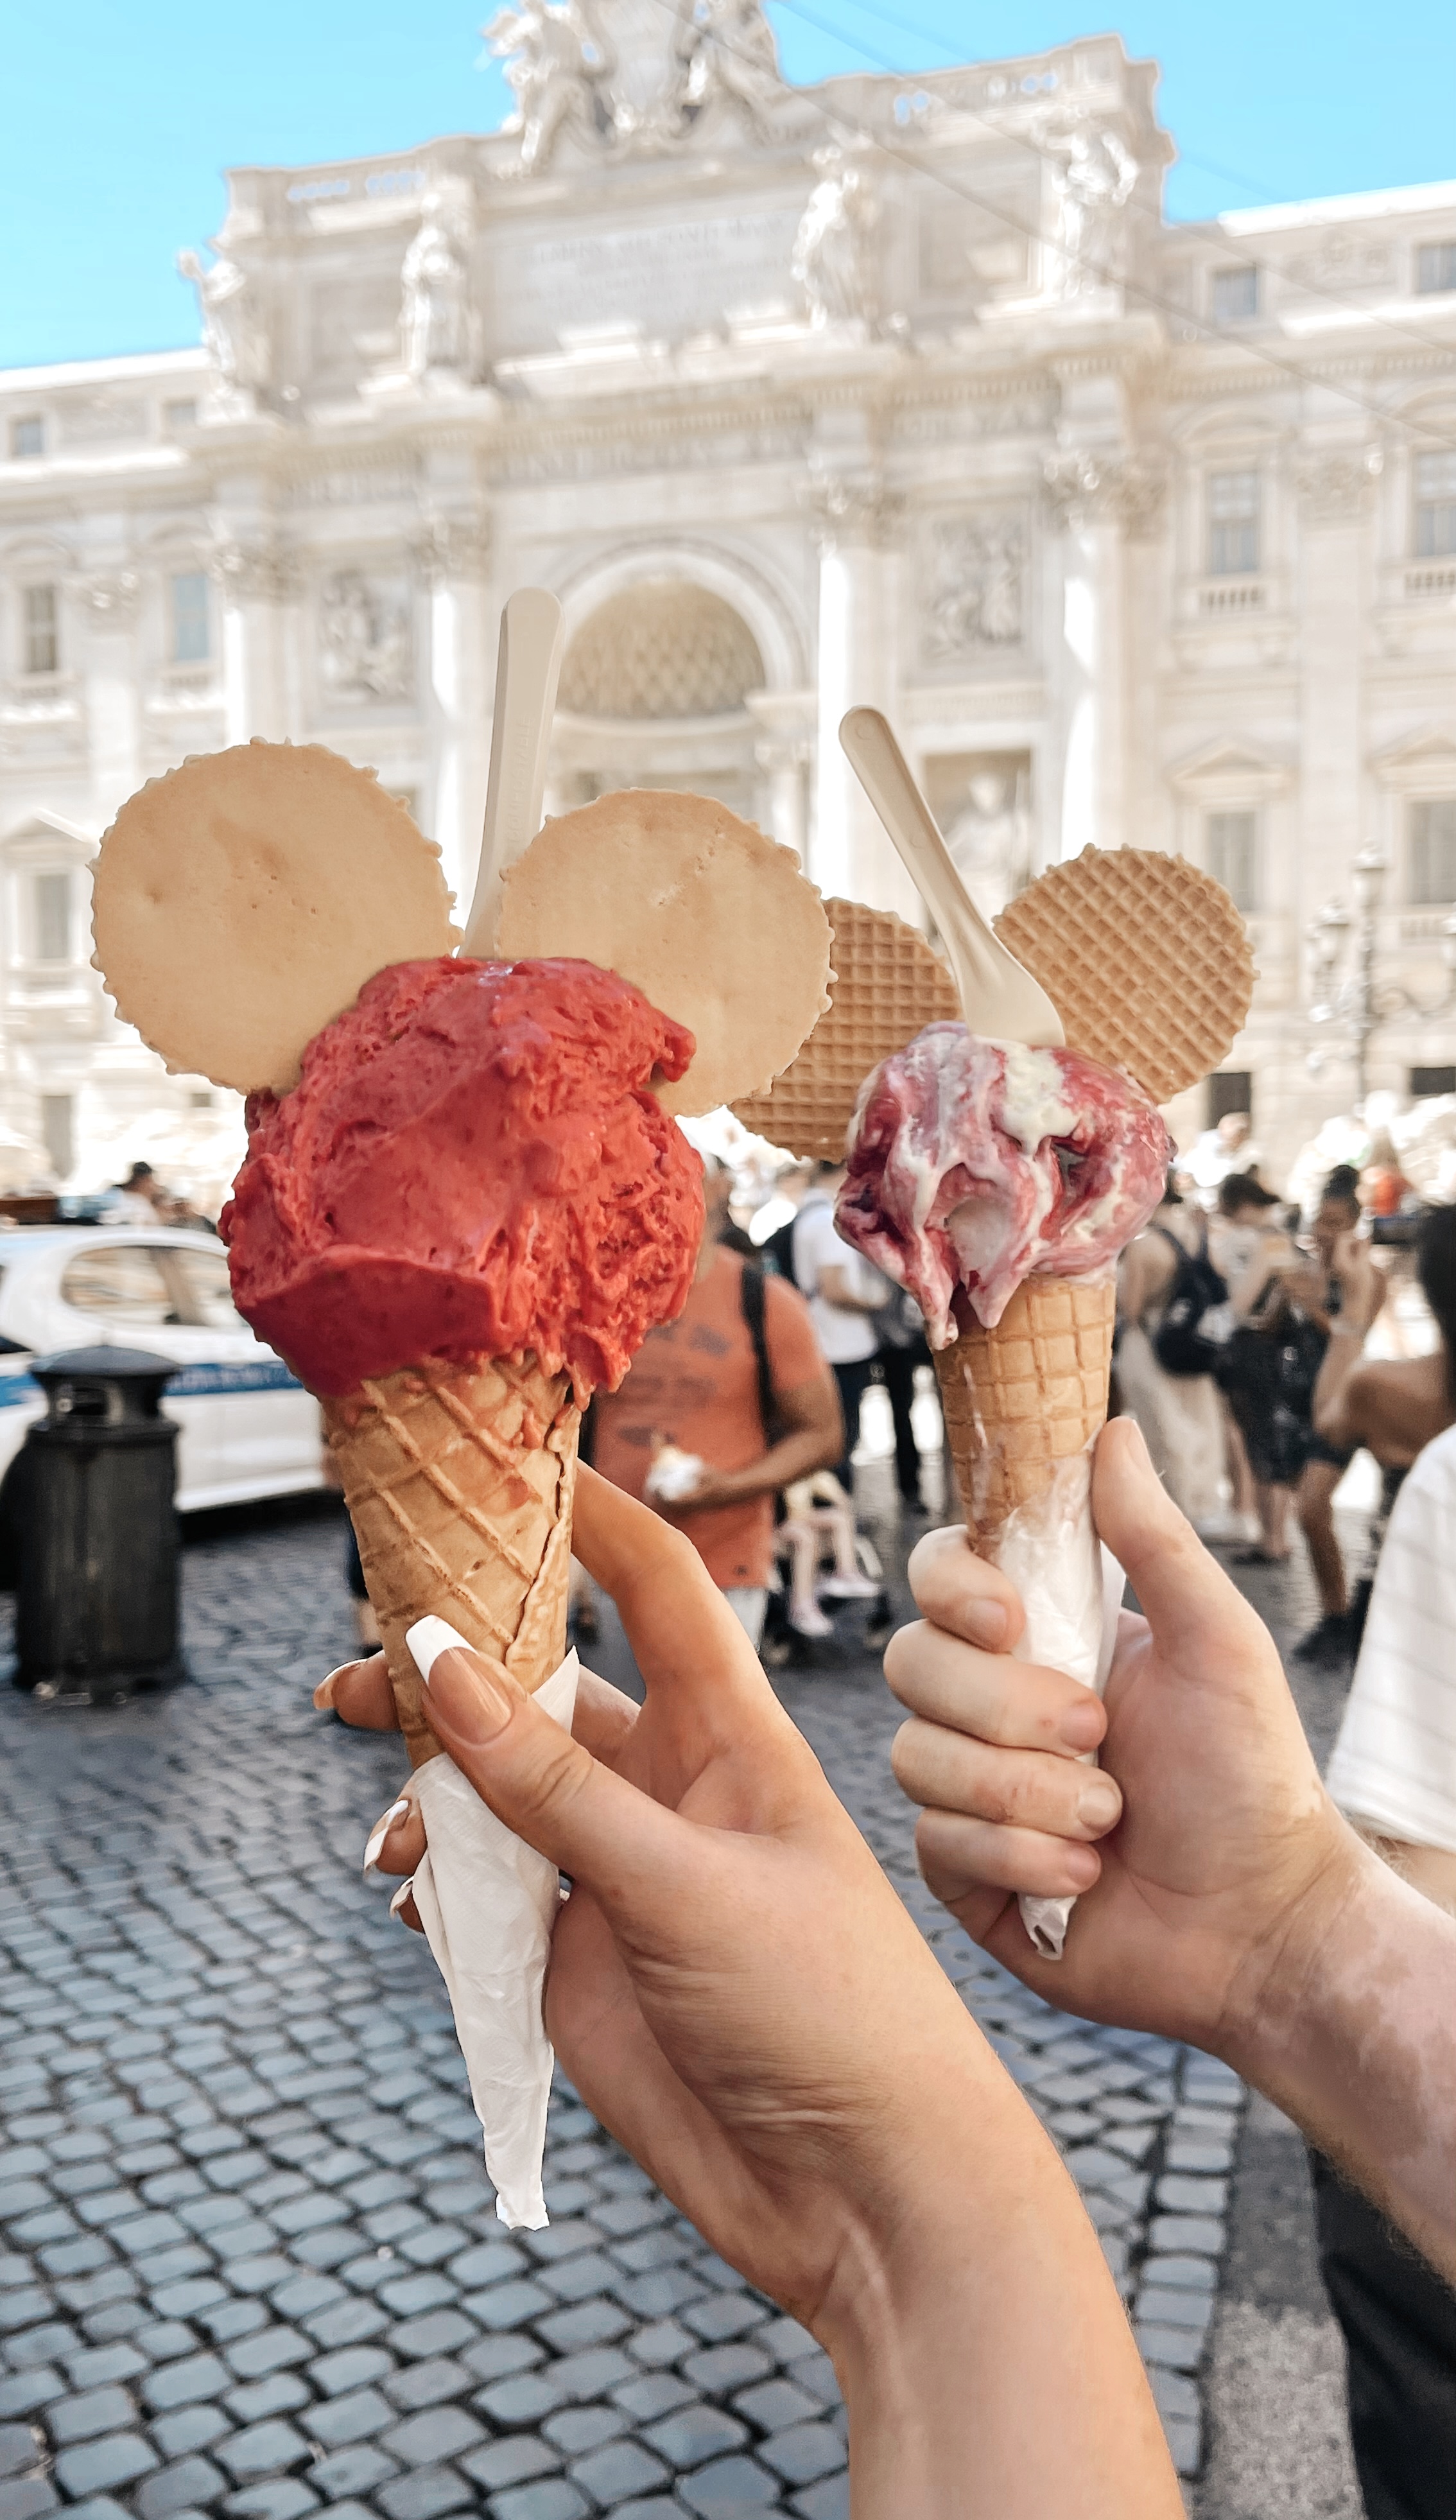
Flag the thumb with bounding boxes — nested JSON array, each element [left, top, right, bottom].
[[1092, 1418, 1269, 1664], [406, 1616, 700, 1913]]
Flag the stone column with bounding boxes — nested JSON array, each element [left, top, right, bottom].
[[1043, 451, 1154, 863], [413, 516, 492, 919], [78, 568, 143, 819], [211, 541, 299, 743], [810, 479, 919, 921], [1295, 447, 1380, 937], [747, 693, 811, 864]]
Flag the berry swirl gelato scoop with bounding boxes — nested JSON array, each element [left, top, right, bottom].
[[837, 1026, 1170, 1346]]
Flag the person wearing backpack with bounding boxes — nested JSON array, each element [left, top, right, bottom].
[[592, 1159, 843, 1649], [1114, 1179, 1227, 1530]]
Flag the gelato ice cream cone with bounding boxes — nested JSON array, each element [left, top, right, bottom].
[[933, 1276, 1116, 1539], [322, 1352, 579, 1768]]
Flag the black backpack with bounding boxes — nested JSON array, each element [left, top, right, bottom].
[[1152, 1226, 1234, 1378], [740, 1258, 788, 1443], [759, 1217, 801, 1288]]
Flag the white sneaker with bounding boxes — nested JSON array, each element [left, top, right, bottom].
[[789, 1603, 835, 1638], [818, 1572, 880, 1602]]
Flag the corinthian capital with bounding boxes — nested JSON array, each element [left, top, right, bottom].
[[805, 474, 904, 550], [209, 541, 300, 604], [1043, 449, 1165, 536], [410, 514, 492, 584], [1295, 448, 1382, 525], [78, 570, 141, 622]]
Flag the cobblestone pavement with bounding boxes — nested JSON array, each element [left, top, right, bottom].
[[0, 1479, 1328, 2520]]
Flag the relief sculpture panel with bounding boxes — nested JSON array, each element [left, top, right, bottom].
[[922, 510, 1027, 663]]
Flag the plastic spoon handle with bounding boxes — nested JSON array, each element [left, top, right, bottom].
[[460, 589, 566, 957], [839, 707, 1064, 1047]]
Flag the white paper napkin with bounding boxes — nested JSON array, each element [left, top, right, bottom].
[[1017, 1540, 1125, 1961], [403, 1620, 578, 2230]]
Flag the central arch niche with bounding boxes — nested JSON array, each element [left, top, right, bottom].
[[550, 578, 769, 820]]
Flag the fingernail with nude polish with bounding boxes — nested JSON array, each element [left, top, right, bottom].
[[363, 1798, 410, 1874], [962, 1599, 1008, 1648], [314, 1663, 354, 1710], [408, 1617, 514, 1746], [389, 1878, 419, 1927], [1077, 1778, 1122, 1833], [1059, 1698, 1104, 1751]]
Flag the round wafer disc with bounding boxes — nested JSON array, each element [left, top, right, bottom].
[[732, 899, 961, 1158], [91, 742, 458, 1095], [994, 847, 1254, 1105], [497, 790, 831, 1117]]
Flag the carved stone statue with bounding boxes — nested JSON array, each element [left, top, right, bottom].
[[485, 0, 609, 173], [924, 515, 1025, 658], [673, 0, 783, 142], [319, 572, 412, 703], [176, 248, 271, 397], [944, 766, 1032, 925], [401, 180, 473, 376], [1034, 110, 1138, 299], [792, 146, 880, 329]]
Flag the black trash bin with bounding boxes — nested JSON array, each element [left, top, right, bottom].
[[11, 1346, 185, 1698]]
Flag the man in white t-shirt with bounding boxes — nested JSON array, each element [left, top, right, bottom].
[[1316, 1420, 1456, 2517], [1327, 1420, 1456, 1909], [792, 1163, 884, 1488]]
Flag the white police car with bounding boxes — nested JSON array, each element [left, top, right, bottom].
[[0, 1228, 322, 1510]]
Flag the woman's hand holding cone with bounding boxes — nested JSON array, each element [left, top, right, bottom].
[[322, 1464, 1180, 2520], [888, 1418, 1456, 2288]]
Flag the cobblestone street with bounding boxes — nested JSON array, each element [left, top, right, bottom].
[[0, 1478, 1358, 2520]]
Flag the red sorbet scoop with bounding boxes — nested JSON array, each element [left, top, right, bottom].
[[222, 955, 704, 1397]]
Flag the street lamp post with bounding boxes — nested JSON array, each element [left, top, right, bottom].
[[1307, 845, 1456, 1106]]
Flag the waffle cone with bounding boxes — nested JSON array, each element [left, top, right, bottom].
[[994, 848, 1254, 1107], [732, 898, 960, 1159], [934, 1276, 1116, 1540], [322, 1352, 580, 1768]]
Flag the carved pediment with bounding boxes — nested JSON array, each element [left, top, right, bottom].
[[1166, 737, 1291, 798], [1371, 726, 1456, 794]]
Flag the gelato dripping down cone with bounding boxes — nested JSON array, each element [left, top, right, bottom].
[[322, 1351, 580, 1766], [933, 1276, 1116, 1539]]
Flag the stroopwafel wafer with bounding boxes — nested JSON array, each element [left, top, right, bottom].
[[994, 847, 1253, 1106], [732, 899, 960, 1158]]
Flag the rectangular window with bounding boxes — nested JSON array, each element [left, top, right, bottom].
[[1416, 242, 1456, 296], [10, 415, 44, 460], [1212, 265, 1260, 324], [1208, 470, 1260, 577], [33, 873, 71, 964], [1206, 810, 1258, 912], [163, 397, 198, 431], [22, 584, 58, 675], [1410, 799, 1456, 904], [21, 582, 58, 675], [40, 1095, 74, 1183], [1410, 1066, 1456, 1097], [170, 570, 210, 663], [1415, 453, 1456, 560]]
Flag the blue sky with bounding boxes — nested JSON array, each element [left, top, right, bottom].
[[4, 3, 1454, 371]]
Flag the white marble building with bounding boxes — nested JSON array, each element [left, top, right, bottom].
[[3, 10, 1456, 1195]]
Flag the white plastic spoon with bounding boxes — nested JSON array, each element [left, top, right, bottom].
[[839, 706, 1064, 1047], [460, 588, 566, 957]]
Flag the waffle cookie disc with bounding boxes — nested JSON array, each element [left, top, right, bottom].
[[994, 847, 1254, 1105], [91, 742, 458, 1095], [497, 789, 831, 1117], [732, 898, 961, 1158]]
